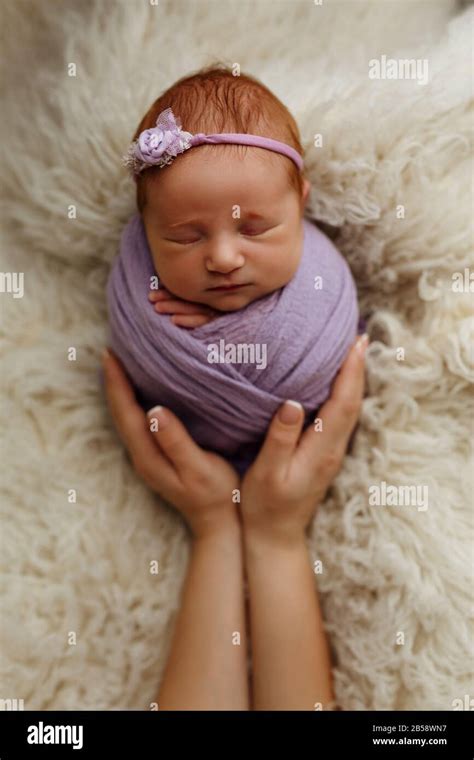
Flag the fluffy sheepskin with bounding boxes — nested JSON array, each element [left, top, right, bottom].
[[0, 0, 472, 710]]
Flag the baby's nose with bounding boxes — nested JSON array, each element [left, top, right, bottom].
[[206, 247, 245, 273]]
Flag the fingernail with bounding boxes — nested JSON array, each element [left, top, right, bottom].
[[355, 333, 369, 357], [102, 347, 110, 362], [147, 405, 169, 429], [278, 400, 303, 425]]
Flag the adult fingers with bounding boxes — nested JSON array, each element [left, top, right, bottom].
[[102, 348, 145, 447], [298, 334, 367, 465], [146, 404, 210, 478], [102, 349, 178, 491], [252, 400, 305, 475]]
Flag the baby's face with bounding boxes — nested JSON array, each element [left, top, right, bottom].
[[142, 150, 310, 311]]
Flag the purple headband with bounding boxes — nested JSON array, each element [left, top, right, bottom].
[[122, 107, 304, 179]]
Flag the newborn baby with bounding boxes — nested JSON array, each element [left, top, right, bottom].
[[107, 67, 359, 475], [142, 144, 309, 327]]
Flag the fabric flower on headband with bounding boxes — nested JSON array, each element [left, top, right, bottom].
[[122, 107, 193, 176]]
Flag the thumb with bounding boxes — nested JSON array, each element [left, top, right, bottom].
[[254, 400, 305, 473], [146, 405, 204, 474]]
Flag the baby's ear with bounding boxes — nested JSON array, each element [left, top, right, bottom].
[[301, 178, 311, 207]]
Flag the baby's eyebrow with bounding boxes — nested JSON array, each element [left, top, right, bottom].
[[166, 212, 269, 229], [167, 218, 200, 229]]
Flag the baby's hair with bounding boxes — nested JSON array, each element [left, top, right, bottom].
[[131, 62, 306, 213]]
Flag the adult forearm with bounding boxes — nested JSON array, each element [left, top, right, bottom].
[[157, 523, 249, 710], [244, 530, 334, 710]]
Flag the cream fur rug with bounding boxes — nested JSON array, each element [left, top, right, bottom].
[[1, 0, 472, 710]]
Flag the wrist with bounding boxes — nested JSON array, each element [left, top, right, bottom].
[[192, 513, 242, 544], [242, 523, 307, 556]]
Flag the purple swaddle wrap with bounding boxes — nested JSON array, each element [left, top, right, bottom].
[[106, 214, 359, 475]]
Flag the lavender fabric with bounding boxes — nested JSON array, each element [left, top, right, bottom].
[[106, 214, 359, 475]]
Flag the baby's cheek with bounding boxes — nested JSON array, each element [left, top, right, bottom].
[[260, 261, 295, 293], [152, 264, 185, 297], [168, 275, 200, 302]]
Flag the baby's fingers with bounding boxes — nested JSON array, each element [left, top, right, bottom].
[[153, 299, 214, 316], [171, 313, 216, 328], [148, 289, 171, 302]]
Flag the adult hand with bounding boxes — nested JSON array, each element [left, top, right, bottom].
[[101, 349, 240, 540], [240, 335, 368, 548]]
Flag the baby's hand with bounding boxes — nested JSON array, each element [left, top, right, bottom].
[[148, 288, 219, 328]]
